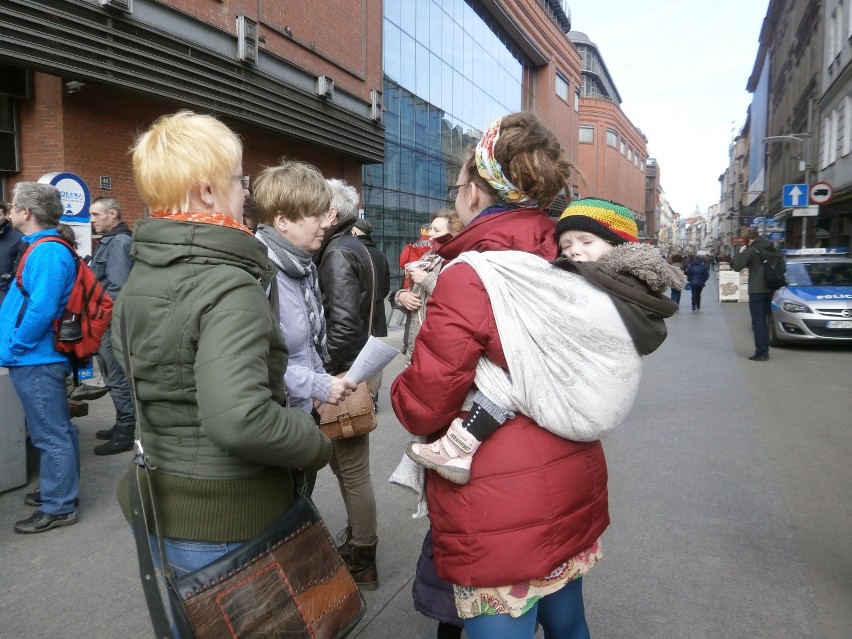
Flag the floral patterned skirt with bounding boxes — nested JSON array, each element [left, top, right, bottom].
[[452, 540, 602, 619]]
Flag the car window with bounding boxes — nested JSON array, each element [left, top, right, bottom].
[[787, 262, 852, 286]]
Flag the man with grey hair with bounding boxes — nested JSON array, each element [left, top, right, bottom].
[[316, 178, 379, 589], [86, 196, 136, 455], [0, 182, 80, 533]]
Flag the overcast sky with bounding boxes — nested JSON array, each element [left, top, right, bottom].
[[570, 0, 769, 217]]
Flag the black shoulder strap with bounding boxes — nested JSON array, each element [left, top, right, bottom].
[[120, 313, 176, 639]]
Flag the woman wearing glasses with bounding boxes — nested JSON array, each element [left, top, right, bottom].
[[392, 112, 608, 639], [114, 112, 332, 629], [252, 161, 357, 414]]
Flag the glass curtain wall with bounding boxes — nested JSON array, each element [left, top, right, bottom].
[[365, 0, 529, 287]]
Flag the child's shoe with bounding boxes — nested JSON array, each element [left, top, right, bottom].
[[406, 418, 481, 485]]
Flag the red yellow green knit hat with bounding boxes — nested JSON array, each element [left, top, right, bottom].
[[555, 198, 638, 245]]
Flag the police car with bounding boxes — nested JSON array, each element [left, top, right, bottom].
[[770, 248, 852, 345]]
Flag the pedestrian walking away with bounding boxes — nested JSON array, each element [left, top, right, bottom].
[[88, 196, 137, 455], [685, 256, 710, 310], [668, 253, 684, 307], [0, 183, 80, 534]]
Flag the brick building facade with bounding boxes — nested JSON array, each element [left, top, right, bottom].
[[1, 0, 384, 223]]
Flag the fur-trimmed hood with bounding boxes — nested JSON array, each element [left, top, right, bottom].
[[552, 243, 682, 355], [597, 243, 688, 292]]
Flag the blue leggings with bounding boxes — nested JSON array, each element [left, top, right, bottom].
[[463, 577, 590, 639]]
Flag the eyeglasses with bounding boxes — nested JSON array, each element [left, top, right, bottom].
[[234, 175, 251, 190], [447, 182, 470, 201]]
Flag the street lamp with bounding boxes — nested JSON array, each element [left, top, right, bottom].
[[763, 132, 813, 248]]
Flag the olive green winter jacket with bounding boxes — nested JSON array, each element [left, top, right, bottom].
[[114, 217, 331, 542]]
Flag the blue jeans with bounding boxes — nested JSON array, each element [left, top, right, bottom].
[[148, 535, 244, 578], [463, 577, 589, 639], [748, 291, 772, 356], [97, 327, 136, 440], [670, 288, 681, 304], [146, 534, 244, 639], [10, 362, 79, 514]]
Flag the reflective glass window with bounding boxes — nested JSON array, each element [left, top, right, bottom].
[[367, 1, 528, 286]]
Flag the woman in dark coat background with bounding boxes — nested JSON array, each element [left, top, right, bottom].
[[686, 257, 710, 310]]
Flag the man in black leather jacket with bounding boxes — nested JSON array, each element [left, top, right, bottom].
[[0, 201, 23, 307], [316, 178, 379, 590]]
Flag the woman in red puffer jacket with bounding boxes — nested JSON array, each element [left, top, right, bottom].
[[392, 112, 609, 639]]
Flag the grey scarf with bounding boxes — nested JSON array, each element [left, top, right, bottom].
[[256, 223, 329, 363]]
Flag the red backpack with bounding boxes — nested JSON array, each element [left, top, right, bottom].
[[15, 236, 114, 367]]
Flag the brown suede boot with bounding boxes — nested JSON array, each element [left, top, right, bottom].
[[346, 541, 378, 591]]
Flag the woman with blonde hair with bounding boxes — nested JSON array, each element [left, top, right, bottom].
[[115, 112, 331, 628]]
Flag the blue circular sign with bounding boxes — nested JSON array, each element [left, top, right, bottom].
[[38, 172, 91, 222]]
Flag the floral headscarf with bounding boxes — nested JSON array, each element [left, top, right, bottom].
[[474, 116, 538, 207]]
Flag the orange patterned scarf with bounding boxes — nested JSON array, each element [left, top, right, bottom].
[[152, 211, 253, 235]]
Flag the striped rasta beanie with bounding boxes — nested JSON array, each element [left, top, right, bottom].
[[555, 198, 638, 245]]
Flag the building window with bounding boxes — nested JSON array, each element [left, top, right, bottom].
[[844, 95, 852, 156], [574, 88, 580, 111], [0, 96, 20, 173], [579, 125, 594, 143], [606, 129, 617, 147], [821, 116, 830, 169], [627, 147, 633, 161], [620, 139, 626, 154], [831, 108, 839, 164], [556, 73, 569, 101]]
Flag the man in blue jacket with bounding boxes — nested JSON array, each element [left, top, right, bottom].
[[87, 196, 136, 455], [0, 183, 79, 533]]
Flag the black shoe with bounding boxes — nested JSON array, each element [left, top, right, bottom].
[[95, 427, 115, 441], [14, 510, 77, 534], [94, 439, 134, 456], [69, 383, 109, 401], [748, 353, 769, 361], [24, 489, 79, 508], [24, 489, 43, 507]]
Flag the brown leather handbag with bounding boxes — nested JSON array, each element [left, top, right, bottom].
[[319, 237, 378, 441], [319, 381, 377, 439]]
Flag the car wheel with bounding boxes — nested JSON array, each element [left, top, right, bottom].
[[769, 313, 782, 347]]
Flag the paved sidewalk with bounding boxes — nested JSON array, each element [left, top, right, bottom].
[[1, 277, 846, 638]]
